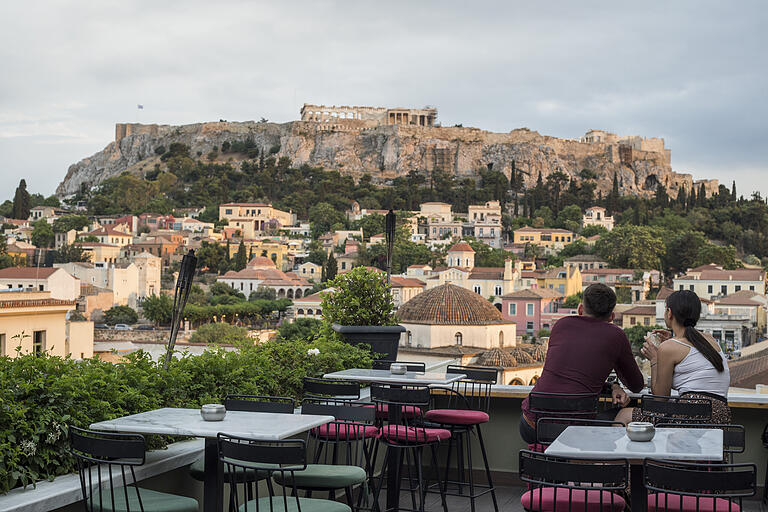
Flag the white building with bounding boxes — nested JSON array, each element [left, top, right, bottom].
[[55, 262, 141, 308], [582, 206, 614, 231], [0, 267, 80, 301], [218, 256, 313, 299], [673, 264, 765, 300]]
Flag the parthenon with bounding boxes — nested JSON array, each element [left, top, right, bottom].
[[300, 104, 437, 131]]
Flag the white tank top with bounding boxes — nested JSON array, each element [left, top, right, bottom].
[[668, 338, 730, 397]]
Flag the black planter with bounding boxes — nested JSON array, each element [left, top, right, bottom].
[[332, 323, 406, 360]]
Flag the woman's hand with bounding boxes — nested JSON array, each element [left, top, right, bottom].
[[640, 340, 659, 363], [652, 329, 672, 342]]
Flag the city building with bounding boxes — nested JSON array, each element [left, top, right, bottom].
[[122, 236, 180, 266], [512, 227, 574, 252], [75, 284, 115, 321], [673, 264, 766, 300], [227, 239, 291, 269], [563, 254, 609, 272], [291, 289, 331, 321], [621, 305, 658, 328], [389, 276, 426, 308], [79, 242, 122, 264], [500, 288, 573, 336], [28, 206, 70, 223], [0, 290, 92, 359], [84, 226, 133, 247], [218, 256, 312, 299], [55, 262, 142, 308], [0, 267, 80, 301], [296, 262, 322, 282], [468, 201, 503, 247], [582, 206, 614, 231], [219, 203, 296, 239], [396, 283, 516, 350], [519, 266, 583, 297], [713, 290, 768, 337]]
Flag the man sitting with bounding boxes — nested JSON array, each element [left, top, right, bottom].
[[519, 283, 644, 443]]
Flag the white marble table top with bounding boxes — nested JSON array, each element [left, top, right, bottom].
[[90, 408, 334, 440], [323, 368, 466, 385], [545, 426, 723, 461]]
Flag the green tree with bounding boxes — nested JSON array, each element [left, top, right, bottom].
[[12, 179, 31, 219], [563, 292, 583, 308], [249, 286, 277, 301], [31, 219, 54, 248], [104, 305, 139, 325], [321, 267, 397, 327], [0, 237, 14, 269], [52, 215, 90, 233], [277, 318, 323, 342], [580, 224, 608, 238], [52, 243, 91, 263], [663, 231, 708, 275], [197, 241, 228, 274], [234, 241, 248, 271], [142, 294, 173, 326], [624, 324, 664, 355], [309, 202, 346, 238], [693, 244, 742, 270], [595, 225, 666, 269], [325, 252, 338, 282], [189, 322, 250, 345]]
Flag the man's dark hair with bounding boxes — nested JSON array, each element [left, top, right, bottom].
[[582, 283, 617, 320]]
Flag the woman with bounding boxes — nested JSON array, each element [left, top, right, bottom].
[[616, 290, 731, 425]]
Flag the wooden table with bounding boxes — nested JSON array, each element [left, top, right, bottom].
[[324, 368, 466, 512], [91, 407, 334, 512], [545, 425, 723, 512]]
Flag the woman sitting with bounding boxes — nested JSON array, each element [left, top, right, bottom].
[[616, 290, 731, 425]]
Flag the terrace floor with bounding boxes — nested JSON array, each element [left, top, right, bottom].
[[380, 485, 768, 512]]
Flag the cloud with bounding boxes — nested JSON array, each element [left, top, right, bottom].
[[0, 0, 765, 196]]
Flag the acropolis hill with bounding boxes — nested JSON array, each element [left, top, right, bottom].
[[56, 103, 718, 198]]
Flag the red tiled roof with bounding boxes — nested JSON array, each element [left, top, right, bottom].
[[390, 277, 426, 288], [501, 288, 563, 300], [397, 283, 512, 326], [729, 349, 768, 388], [220, 202, 271, 207], [0, 267, 59, 279], [656, 287, 674, 301], [715, 290, 764, 306], [514, 227, 573, 234], [679, 264, 764, 281], [623, 305, 656, 316], [247, 256, 276, 268], [448, 242, 475, 253]]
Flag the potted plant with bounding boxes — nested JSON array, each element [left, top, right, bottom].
[[322, 266, 405, 360]]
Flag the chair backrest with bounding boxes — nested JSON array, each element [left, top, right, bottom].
[[69, 427, 146, 512], [372, 359, 426, 373], [519, 450, 628, 510], [218, 434, 307, 512], [527, 391, 599, 418], [644, 458, 756, 511], [303, 377, 360, 401], [640, 394, 712, 424], [535, 417, 623, 446], [443, 365, 497, 412], [225, 394, 295, 414], [656, 422, 745, 462], [371, 383, 431, 444], [301, 398, 375, 466]]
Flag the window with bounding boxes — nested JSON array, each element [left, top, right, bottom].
[[679, 285, 684, 291], [499, 331, 504, 347], [712, 330, 722, 342], [225, 209, 233, 215], [297, 309, 304, 315], [643, 317, 650, 326], [526, 321, 534, 334], [341, 262, 347, 270], [735, 285, 741, 292], [526, 303, 534, 316], [721, 285, 727, 295], [509, 303, 517, 316], [455, 332, 463, 345], [708, 285, 713, 294], [0, 333, 5, 356], [725, 330, 735, 349], [33, 331, 45, 355], [689, 285, 694, 291], [38, 284, 44, 291], [473, 285, 481, 294], [407, 331, 413, 346], [630, 317, 636, 325], [494, 285, 502, 296], [749, 286, 755, 291]]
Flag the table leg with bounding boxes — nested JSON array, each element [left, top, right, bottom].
[[386, 404, 403, 511], [204, 438, 223, 512], [630, 463, 647, 512]]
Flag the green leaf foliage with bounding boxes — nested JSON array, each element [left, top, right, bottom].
[[103, 305, 138, 325], [321, 267, 397, 327]]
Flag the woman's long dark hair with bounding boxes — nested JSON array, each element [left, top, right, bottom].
[[666, 290, 724, 372]]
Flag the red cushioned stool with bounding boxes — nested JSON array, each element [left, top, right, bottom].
[[425, 365, 499, 512]]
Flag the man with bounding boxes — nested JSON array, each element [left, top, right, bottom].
[[519, 283, 644, 443]]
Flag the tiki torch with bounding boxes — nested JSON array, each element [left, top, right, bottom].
[[385, 209, 396, 285], [164, 249, 197, 369]]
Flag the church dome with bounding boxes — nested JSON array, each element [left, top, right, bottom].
[[510, 347, 535, 364], [476, 347, 517, 368], [397, 284, 509, 326]]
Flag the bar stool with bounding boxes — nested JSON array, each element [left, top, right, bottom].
[[424, 365, 498, 512]]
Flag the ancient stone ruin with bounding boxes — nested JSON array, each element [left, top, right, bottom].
[[299, 104, 437, 132]]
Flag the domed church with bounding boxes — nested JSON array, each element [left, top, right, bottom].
[[397, 283, 516, 350]]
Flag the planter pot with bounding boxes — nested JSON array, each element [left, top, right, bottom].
[[332, 323, 406, 360]]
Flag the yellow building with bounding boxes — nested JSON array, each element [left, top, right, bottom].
[[0, 291, 93, 359], [227, 239, 291, 269], [219, 203, 296, 239], [513, 227, 574, 250], [520, 266, 583, 297], [79, 242, 122, 264], [621, 305, 657, 328]]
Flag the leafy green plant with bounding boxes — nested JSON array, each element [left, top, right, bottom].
[[103, 305, 138, 325], [321, 267, 397, 327], [188, 323, 250, 345]]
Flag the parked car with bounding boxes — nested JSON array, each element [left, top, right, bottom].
[[94, 323, 109, 330], [136, 324, 155, 331], [114, 324, 133, 331]]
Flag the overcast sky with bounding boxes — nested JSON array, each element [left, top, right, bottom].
[[1, 1, 766, 199]]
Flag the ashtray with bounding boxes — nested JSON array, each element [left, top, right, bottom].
[[626, 421, 655, 442], [200, 404, 226, 421], [390, 363, 407, 375]]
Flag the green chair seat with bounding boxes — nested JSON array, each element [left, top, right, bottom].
[[189, 455, 271, 482], [89, 486, 198, 512], [272, 464, 367, 489], [240, 496, 350, 512]]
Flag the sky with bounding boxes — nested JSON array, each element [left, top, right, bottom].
[[1, 1, 766, 199]]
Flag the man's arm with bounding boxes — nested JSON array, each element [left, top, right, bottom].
[[614, 331, 644, 393]]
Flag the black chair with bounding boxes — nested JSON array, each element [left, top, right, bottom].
[[189, 395, 295, 483], [372, 360, 426, 373], [304, 377, 361, 401], [217, 435, 350, 512], [644, 458, 756, 512], [70, 427, 199, 512], [527, 391, 600, 419], [535, 417, 624, 447], [424, 365, 498, 512], [657, 422, 745, 463], [762, 422, 768, 504], [273, 399, 377, 512], [519, 450, 628, 511], [639, 394, 712, 425], [371, 383, 449, 512]]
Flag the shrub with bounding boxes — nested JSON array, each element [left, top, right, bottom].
[[321, 267, 397, 327], [0, 337, 372, 493], [189, 323, 250, 345], [103, 305, 138, 325]]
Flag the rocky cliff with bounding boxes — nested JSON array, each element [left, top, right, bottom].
[[56, 121, 718, 199]]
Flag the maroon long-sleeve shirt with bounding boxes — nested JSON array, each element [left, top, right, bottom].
[[521, 315, 644, 422]]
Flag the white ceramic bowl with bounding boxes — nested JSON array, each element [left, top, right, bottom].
[[626, 421, 655, 442], [390, 363, 407, 375], [201, 404, 226, 421]]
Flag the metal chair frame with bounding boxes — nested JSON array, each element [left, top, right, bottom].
[[527, 391, 600, 419], [644, 458, 756, 512], [224, 394, 295, 414], [304, 377, 361, 401], [639, 394, 712, 424], [519, 449, 629, 512]]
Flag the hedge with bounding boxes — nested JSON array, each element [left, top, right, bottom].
[[0, 337, 372, 494]]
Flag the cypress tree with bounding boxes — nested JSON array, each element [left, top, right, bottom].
[[514, 195, 519, 217], [689, 185, 697, 207], [731, 181, 737, 202], [325, 252, 338, 281], [234, 241, 247, 271], [699, 183, 706, 206], [12, 179, 31, 219]]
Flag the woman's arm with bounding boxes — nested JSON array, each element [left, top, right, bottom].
[[650, 342, 675, 396]]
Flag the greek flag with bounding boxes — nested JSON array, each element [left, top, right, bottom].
[[137, 104, 144, 109]]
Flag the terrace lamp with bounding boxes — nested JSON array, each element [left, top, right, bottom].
[[164, 249, 197, 370]]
